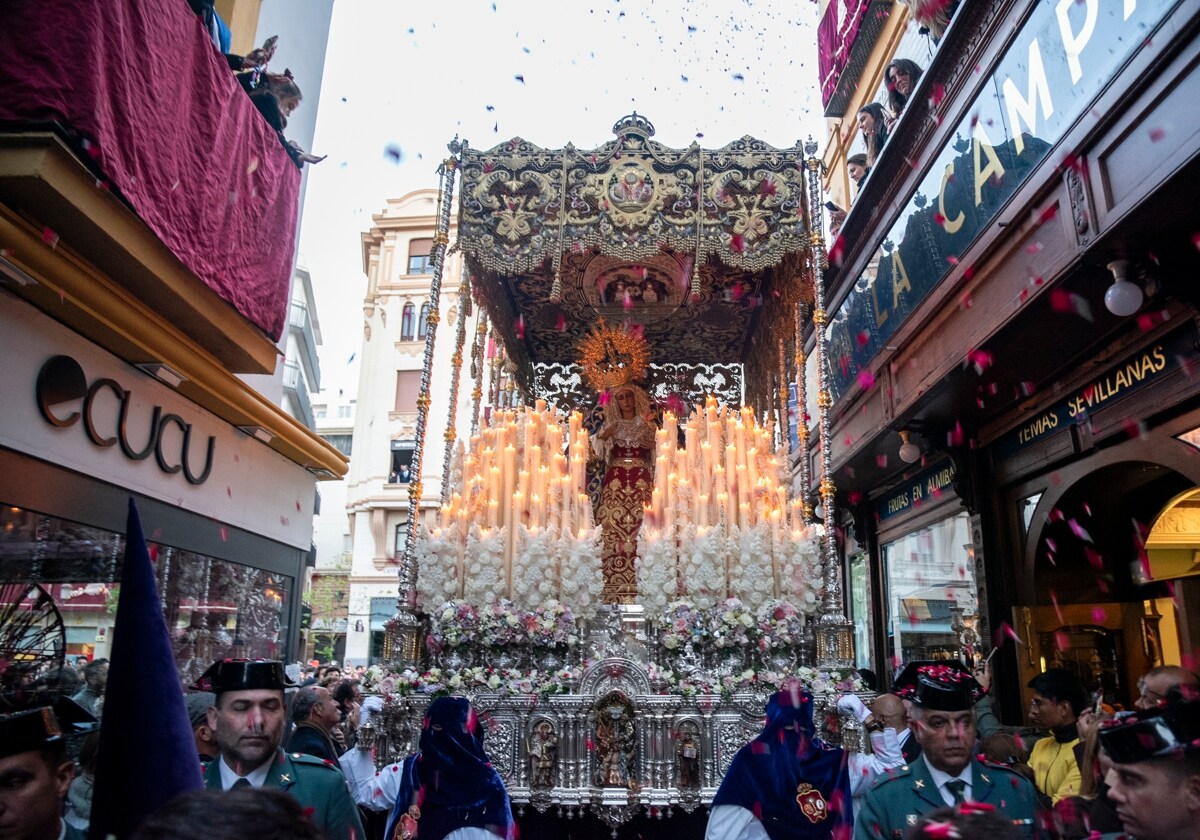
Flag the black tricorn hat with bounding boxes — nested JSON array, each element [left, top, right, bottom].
[[192, 659, 296, 694], [893, 660, 984, 711], [1099, 697, 1200, 764], [0, 697, 97, 759]]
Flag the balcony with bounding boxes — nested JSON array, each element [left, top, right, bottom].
[[0, 0, 301, 374], [289, 302, 323, 392], [283, 361, 315, 430]]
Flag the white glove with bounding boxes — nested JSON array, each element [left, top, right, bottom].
[[836, 693, 871, 723]]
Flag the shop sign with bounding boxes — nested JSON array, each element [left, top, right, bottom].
[[827, 0, 1174, 400], [34, 355, 215, 485], [993, 329, 1200, 461], [876, 461, 956, 524]]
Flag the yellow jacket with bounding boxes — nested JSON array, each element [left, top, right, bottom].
[[1028, 731, 1082, 804]]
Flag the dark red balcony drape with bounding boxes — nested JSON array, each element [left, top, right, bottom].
[[0, 0, 300, 341]]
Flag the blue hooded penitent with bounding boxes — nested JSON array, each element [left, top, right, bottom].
[[712, 686, 853, 839], [385, 696, 514, 840], [89, 499, 202, 840]]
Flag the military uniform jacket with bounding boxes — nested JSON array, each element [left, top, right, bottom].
[[203, 748, 365, 840], [853, 756, 1044, 840]]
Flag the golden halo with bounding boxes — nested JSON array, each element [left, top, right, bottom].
[[577, 320, 650, 392]]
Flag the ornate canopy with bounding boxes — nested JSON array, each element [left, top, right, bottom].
[[455, 114, 815, 399]]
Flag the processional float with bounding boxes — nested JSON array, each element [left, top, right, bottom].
[[368, 115, 859, 829]]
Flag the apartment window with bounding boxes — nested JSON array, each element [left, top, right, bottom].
[[337, 404, 352, 419], [321, 434, 353, 457], [417, 302, 430, 340], [407, 238, 433, 275], [394, 371, 420, 413], [389, 440, 415, 483], [401, 303, 416, 341], [395, 521, 409, 558]]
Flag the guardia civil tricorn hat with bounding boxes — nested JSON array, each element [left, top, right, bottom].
[[0, 697, 97, 759], [893, 660, 985, 711], [1098, 696, 1200, 764], [192, 659, 296, 694]]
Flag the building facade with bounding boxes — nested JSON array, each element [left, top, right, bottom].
[[340, 190, 478, 665], [813, 0, 1200, 718]]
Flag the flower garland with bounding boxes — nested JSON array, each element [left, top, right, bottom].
[[708, 597, 757, 648], [479, 598, 527, 647], [426, 600, 480, 651], [660, 599, 708, 651], [755, 599, 805, 649], [526, 600, 577, 647], [380, 665, 583, 698]]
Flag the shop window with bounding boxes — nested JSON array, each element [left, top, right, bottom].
[[0, 504, 292, 683], [848, 551, 874, 671], [407, 238, 433, 275], [400, 303, 416, 341], [417, 303, 430, 340], [882, 511, 976, 666], [1019, 493, 1043, 540]]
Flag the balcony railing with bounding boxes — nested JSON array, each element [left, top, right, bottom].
[[288, 302, 322, 391], [283, 361, 315, 429]]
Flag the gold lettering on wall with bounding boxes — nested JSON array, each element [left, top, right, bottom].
[[1003, 38, 1055, 156], [973, 121, 1006, 206], [938, 163, 964, 234], [1056, 0, 1098, 85], [872, 275, 890, 327]]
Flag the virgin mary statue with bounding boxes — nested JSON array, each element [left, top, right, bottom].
[[592, 384, 656, 603]]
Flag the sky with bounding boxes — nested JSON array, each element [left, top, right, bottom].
[[297, 0, 827, 398]]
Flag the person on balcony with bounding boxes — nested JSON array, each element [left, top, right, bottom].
[[886, 59, 924, 118], [593, 384, 656, 604], [857, 103, 893, 168], [247, 72, 326, 168]]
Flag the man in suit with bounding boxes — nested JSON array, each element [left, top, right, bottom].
[[195, 659, 364, 840], [855, 661, 1045, 840], [285, 685, 342, 765]]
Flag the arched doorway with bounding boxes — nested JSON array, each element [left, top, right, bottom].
[[1012, 433, 1200, 710]]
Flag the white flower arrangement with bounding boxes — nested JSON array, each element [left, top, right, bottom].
[[679, 525, 727, 609], [462, 524, 506, 605], [559, 525, 603, 617], [727, 523, 775, 609], [708, 597, 757, 648], [414, 522, 463, 610], [511, 524, 558, 607], [779, 526, 823, 615], [636, 525, 677, 609]]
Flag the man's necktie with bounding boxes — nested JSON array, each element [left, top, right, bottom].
[[232, 777, 252, 789], [944, 778, 967, 804]]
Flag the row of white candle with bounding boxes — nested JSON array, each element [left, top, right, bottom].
[[646, 395, 804, 540]]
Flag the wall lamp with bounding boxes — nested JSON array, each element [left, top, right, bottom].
[[1104, 259, 1143, 317], [898, 430, 922, 464]]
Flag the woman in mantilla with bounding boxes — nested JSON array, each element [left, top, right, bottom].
[[593, 383, 656, 603]]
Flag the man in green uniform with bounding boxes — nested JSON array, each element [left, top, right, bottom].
[[0, 699, 94, 840], [855, 661, 1045, 840], [195, 659, 364, 840]]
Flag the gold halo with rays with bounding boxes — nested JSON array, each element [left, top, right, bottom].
[[576, 319, 651, 392]]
